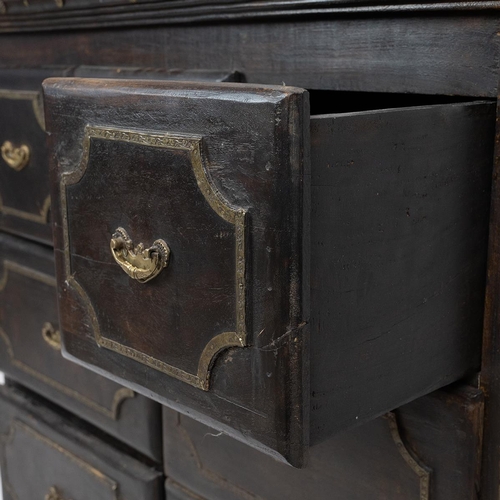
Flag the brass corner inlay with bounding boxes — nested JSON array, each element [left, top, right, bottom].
[[385, 412, 431, 500], [61, 125, 247, 390], [42, 322, 62, 350], [0, 89, 45, 131], [0, 260, 135, 420]]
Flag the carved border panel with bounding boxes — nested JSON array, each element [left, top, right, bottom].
[[61, 125, 248, 390]]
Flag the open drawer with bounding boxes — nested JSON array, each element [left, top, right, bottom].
[[43, 79, 495, 466]]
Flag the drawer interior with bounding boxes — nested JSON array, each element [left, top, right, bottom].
[[308, 91, 494, 444]]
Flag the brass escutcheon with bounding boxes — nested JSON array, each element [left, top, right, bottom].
[[1, 140, 30, 171], [110, 227, 170, 283], [45, 486, 72, 500], [42, 322, 62, 350]]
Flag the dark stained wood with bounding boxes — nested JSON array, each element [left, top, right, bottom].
[[44, 77, 309, 466], [310, 100, 495, 444], [0, 383, 164, 500], [162, 385, 484, 500], [0, 232, 163, 462], [398, 385, 484, 499], [0, 0, 500, 32], [166, 480, 207, 500], [0, 14, 497, 97], [478, 86, 500, 500]]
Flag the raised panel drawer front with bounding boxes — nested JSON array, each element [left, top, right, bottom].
[[0, 384, 163, 500], [43, 78, 495, 466], [0, 232, 162, 462]]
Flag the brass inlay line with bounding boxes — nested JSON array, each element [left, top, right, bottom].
[[0, 89, 45, 130], [0, 193, 51, 223], [0, 260, 135, 419], [385, 412, 431, 500], [61, 125, 247, 390], [2, 421, 118, 499], [45, 486, 73, 500]]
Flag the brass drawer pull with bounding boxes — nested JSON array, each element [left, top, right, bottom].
[[1, 140, 30, 171], [42, 322, 62, 350], [110, 227, 170, 283]]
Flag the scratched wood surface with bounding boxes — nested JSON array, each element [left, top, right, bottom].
[[0, 14, 497, 96]]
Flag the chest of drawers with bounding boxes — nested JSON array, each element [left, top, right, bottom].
[[0, 2, 500, 498]]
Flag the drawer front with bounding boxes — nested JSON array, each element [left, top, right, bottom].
[[163, 386, 484, 500], [0, 87, 52, 244], [44, 78, 309, 466], [0, 383, 163, 500], [0, 233, 162, 462]]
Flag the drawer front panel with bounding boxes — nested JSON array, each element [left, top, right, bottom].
[[0, 90, 52, 244], [44, 78, 309, 466], [0, 384, 163, 500], [0, 233, 162, 462], [4, 421, 118, 500], [64, 126, 246, 387]]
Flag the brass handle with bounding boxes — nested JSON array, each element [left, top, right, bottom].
[[45, 486, 72, 500], [42, 322, 62, 350], [1, 140, 30, 171], [110, 227, 170, 283]]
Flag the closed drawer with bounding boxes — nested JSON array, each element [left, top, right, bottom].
[[163, 385, 484, 500], [0, 68, 72, 245], [0, 232, 162, 462], [43, 78, 495, 466], [0, 383, 163, 500]]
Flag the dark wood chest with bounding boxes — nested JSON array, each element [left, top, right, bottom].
[[0, 3, 500, 499]]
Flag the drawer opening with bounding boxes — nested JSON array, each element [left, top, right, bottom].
[[308, 89, 491, 115]]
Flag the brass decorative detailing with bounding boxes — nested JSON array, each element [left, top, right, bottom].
[[45, 486, 72, 500], [0, 193, 51, 223], [385, 412, 431, 500], [1, 421, 118, 500], [0, 89, 45, 130], [55, 0, 64, 6], [1, 141, 30, 171], [61, 125, 247, 390], [0, 260, 135, 420], [42, 322, 62, 350], [110, 227, 170, 283]]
